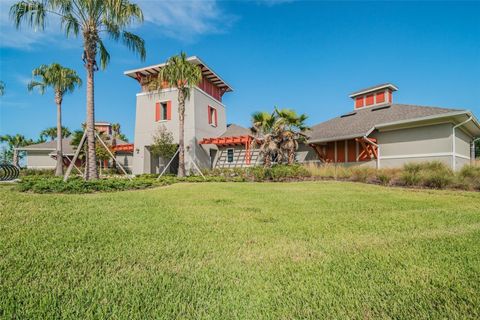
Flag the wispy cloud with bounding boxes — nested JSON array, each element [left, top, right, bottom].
[[0, 0, 237, 49]]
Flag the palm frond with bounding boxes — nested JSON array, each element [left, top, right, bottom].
[[122, 31, 146, 61]]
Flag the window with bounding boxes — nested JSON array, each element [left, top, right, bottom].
[[355, 96, 364, 108], [161, 102, 168, 120], [208, 106, 218, 127], [155, 101, 171, 121], [227, 148, 234, 163]]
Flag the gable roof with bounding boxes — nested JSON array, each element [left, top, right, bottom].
[[308, 104, 472, 143], [349, 83, 398, 98], [220, 124, 251, 137]]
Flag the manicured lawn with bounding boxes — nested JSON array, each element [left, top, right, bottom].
[[1, 182, 479, 319]]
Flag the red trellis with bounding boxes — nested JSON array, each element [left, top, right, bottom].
[[199, 135, 253, 165]]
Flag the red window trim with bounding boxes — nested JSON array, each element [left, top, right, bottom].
[[155, 100, 172, 122]]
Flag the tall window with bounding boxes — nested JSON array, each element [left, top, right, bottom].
[[208, 106, 217, 127], [161, 102, 168, 120], [227, 148, 234, 163]]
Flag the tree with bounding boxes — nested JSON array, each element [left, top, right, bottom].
[[251, 111, 280, 167], [0, 81, 5, 96], [156, 52, 202, 177], [111, 123, 128, 145], [28, 63, 81, 176], [0, 134, 34, 167], [275, 108, 309, 165], [11, 0, 146, 180], [40, 126, 72, 141], [150, 126, 178, 160]]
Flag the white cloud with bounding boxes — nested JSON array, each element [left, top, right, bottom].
[[138, 0, 237, 42], [0, 0, 237, 49]]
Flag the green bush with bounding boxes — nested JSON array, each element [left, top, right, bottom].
[[400, 161, 454, 188], [17, 176, 171, 194]]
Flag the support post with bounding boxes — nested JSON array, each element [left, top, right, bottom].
[[95, 132, 132, 180], [64, 131, 87, 182], [157, 148, 180, 180]]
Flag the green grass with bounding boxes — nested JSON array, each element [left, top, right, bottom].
[[1, 182, 480, 319]]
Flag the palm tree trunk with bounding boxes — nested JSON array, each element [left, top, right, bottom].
[[55, 92, 63, 176], [264, 153, 271, 168], [177, 90, 186, 177], [85, 59, 98, 180], [13, 149, 19, 167], [288, 149, 295, 165]]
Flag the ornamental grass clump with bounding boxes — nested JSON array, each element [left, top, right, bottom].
[[455, 165, 480, 190]]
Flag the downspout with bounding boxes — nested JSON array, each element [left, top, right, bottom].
[[363, 136, 380, 169], [452, 116, 473, 171]]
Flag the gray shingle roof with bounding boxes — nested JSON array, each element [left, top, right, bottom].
[[308, 104, 462, 143], [20, 136, 130, 154], [220, 124, 251, 137]]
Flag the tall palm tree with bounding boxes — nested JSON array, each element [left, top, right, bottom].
[[40, 126, 72, 141], [275, 108, 309, 165], [250, 111, 280, 167], [28, 63, 81, 176], [0, 81, 5, 96], [157, 52, 202, 177], [11, 0, 146, 180], [0, 134, 34, 167]]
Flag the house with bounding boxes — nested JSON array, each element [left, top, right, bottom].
[[124, 56, 234, 174], [19, 122, 134, 171], [125, 57, 479, 173], [308, 84, 480, 170]]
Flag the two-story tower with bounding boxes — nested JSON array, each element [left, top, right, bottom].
[[124, 56, 233, 174]]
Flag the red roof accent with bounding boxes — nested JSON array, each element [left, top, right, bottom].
[[112, 144, 134, 152]]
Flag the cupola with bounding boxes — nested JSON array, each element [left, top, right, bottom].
[[349, 83, 398, 109]]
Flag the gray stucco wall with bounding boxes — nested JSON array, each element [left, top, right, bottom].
[[374, 122, 472, 170], [26, 150, 56, 169], [131, 87, 227, 174], [115, 153, 133, 172]]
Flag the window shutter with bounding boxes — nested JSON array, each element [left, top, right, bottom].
[[166, 101, 172, 120], [214, 108, 218, 126], [208, 106, 212, 124], [155, 102, 161, 122]]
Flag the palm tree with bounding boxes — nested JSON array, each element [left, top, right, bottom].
[[111, 123, 128, 145], [0, 134, 34, 167], [11, 0, 146, 180], [0, 81, 5, 96], [157, 52, 202, 177], [28, 63, 81, 176], [250, 111, 280, 167], [40, 126, 72, 141], [275, 108, 309, 165]]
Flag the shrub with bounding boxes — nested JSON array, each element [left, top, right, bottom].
[[349, 167, 375, 183], [17, 176, 171, 194], [401, 163, 423, 186], [455, 165, 480, 190]]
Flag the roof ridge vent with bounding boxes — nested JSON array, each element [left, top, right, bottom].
[[340, 111, 357, 118], [371, 105, 391, 111]]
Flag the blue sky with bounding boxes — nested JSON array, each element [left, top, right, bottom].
[[1, 0, 479, 142]]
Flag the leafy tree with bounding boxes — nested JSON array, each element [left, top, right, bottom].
[[275, 108, 309, 165], [28, 63, 81, 176], [0, 134, 34, 167], [40, 126, 72, 141], [155, 52, 202, 177], [11, 0, 146, 180], [150, 126, 178, 160]]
